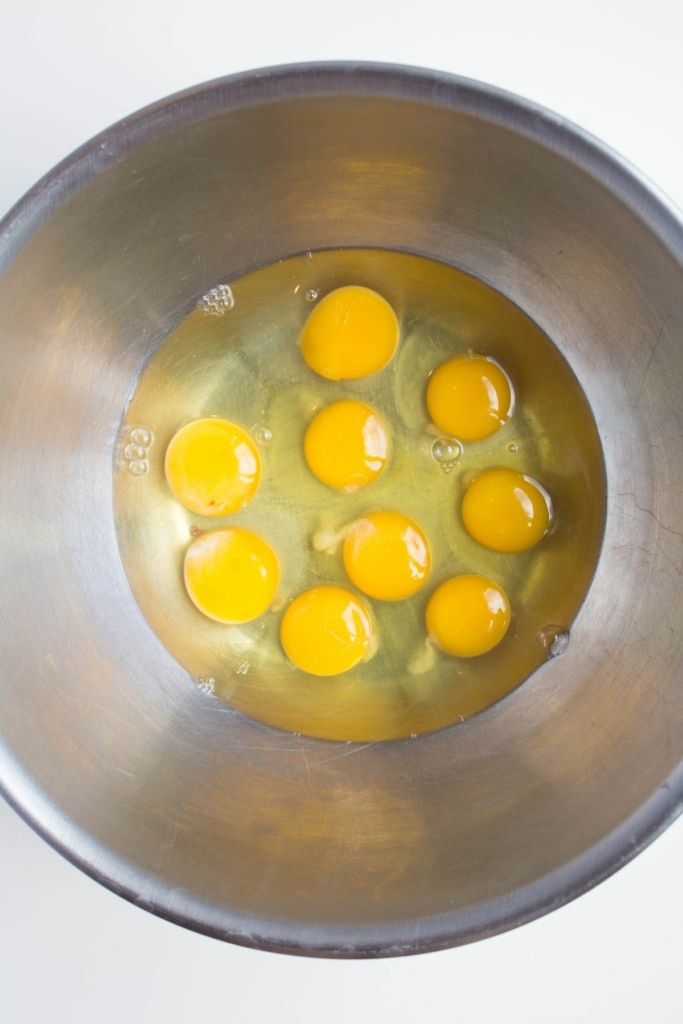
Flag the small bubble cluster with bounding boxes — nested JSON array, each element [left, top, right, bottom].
[[431, 436, 463, 473], [198, 283, 235, 316], [123, 425, 153, 475], [196, 676, 216, 695]]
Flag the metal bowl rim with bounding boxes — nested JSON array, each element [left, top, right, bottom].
[[1, 60, 682, 958]]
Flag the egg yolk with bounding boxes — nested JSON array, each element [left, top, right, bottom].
[[304, 399, 389, 492], [184, 527, 279, 624], [300, 285, 399, 380], [426, 353, 513, 442], [462, 468, 551, 552], [426, 574, 511, 657], [165, 418, 261, 516], [342, 511, 431, 601], [280, 586, 374, 676]]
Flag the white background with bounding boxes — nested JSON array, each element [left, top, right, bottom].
[[1, 1, 682, 1021]]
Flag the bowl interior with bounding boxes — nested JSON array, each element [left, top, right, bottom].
[[0, 65, 681, 956]]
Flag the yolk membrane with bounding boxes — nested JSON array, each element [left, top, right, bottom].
[[426, 353, 513, 442], [342, 511, 431, 601], [426, 574, 511, 657], [462, 467, 551, 552], [304, 399, 389, 492], [165, 418, 261, 516], [184, 527, 280, 624], [280, 585, 374, 676], [300, 285, 399, 380]]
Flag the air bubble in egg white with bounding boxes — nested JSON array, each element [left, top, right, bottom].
[[196, 676, 216, 695], [130, 427, 153, 447], [431, 437, 462, 473], [536, 625, 570, 659], [256, 427, 273, 444], [128, 459, 148, 476], [304, 288, 319, 302], [124, 443, 147, 461]]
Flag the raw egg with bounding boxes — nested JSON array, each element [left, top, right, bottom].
[[342, 511, 431, 601], [184, 527, 280, 624], [280, 585, 374, 676], [462, 468, 551, 552], [300, 285, 399, 380], [165, 418, 261, 516], [304, 399, 389, 492], [426, 574, 511, 657], [426, 353, 513, 441]]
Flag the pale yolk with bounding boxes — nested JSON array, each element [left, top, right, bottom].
[[426, 574, 511, 657], [300, 285, 399, 380], [304, 399, 389, 492], [280, 586, 374, 676], [342, 511, 431, 601], [165, 418, 261, 516], [462, 468, 551, 552], [184, 527, 279, 624], [426, 353, 513, 442]]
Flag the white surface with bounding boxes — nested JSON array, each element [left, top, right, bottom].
[[1, 1, 682, 1021]]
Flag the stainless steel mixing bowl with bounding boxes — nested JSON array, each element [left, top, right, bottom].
[[1, 63, 681, 957]]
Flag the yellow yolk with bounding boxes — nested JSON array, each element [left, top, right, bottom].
[[426, 574, 511, 657], [304, 399, 389, 492], [184, 527, 279, 624], [165, 418, 261, 516], [462, 468, 551, 552], [342, 511, 431, 601], [426, 353, 513, 442], [300, 285, 399, 380], [280, 586, 374, 676]]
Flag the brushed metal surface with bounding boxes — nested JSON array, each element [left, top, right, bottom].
[[0, 62, 681, 957]]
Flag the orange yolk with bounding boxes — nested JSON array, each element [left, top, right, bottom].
[[426, 574, 511, 657], [304, 399, 389, 492], [184, 527, 279, 624], [280, 586, 374, 676], [342, 511, 431, 601], [462, 467, 551, 552], [300, 285, 399, 380], [426, 353, 513, 442], [165, 418, 261, 516]]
